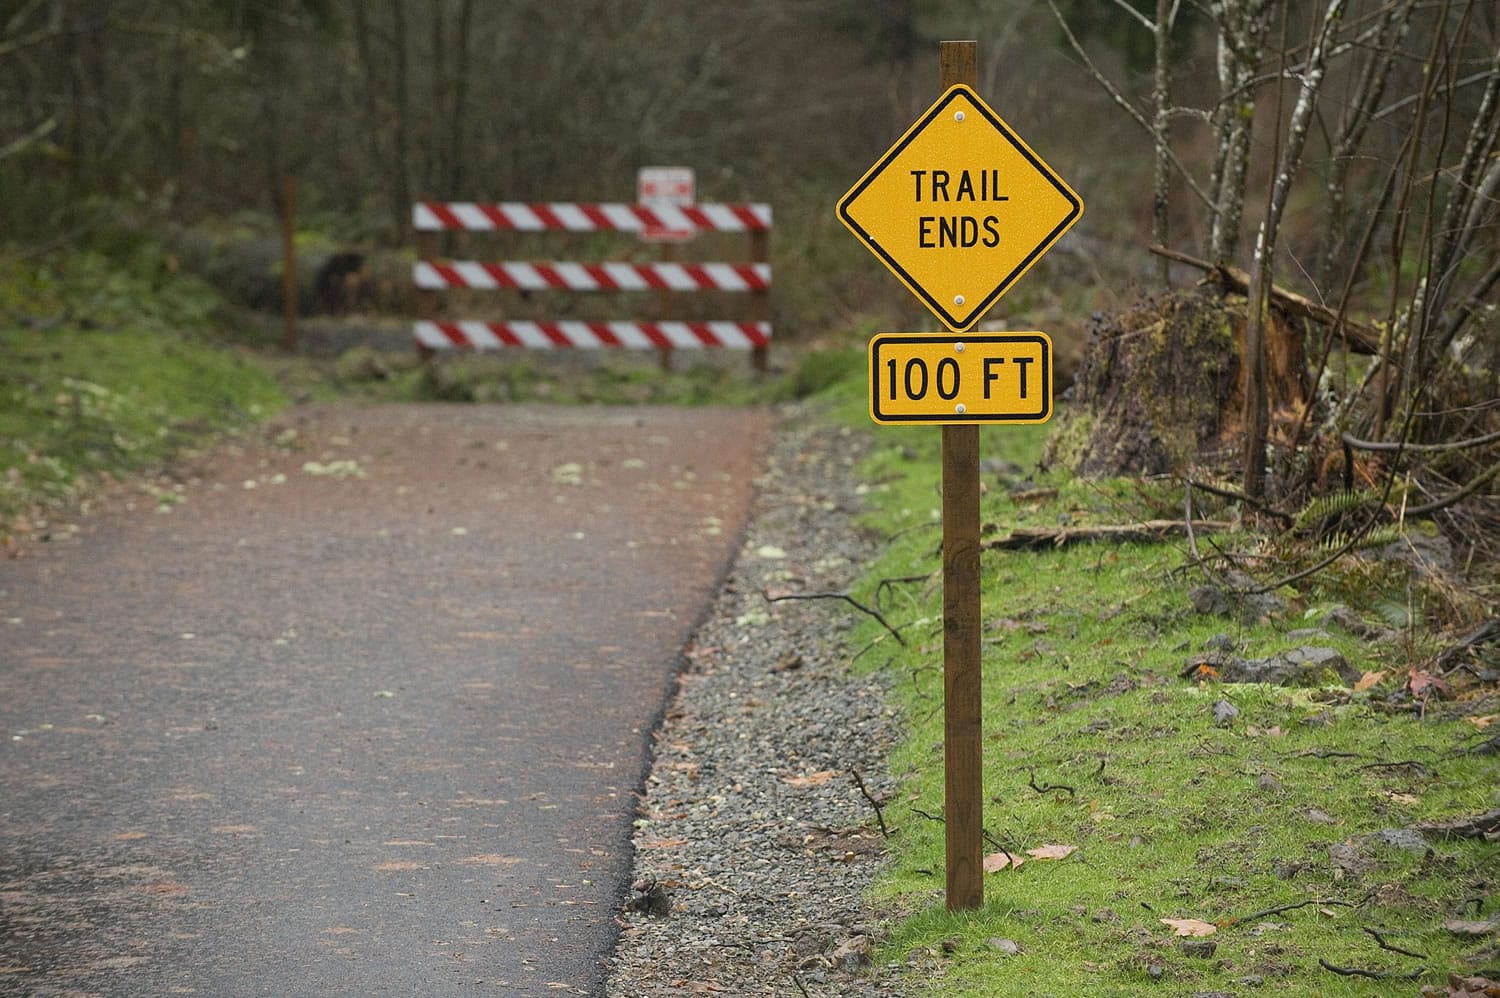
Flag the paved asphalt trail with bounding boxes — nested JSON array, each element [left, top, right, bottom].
[[0, 403, 770, 996]]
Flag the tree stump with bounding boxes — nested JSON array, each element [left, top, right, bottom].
[[1044, 289, 1309, 479]]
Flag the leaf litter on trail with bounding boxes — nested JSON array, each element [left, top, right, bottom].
[[782, 770, 838, 787]]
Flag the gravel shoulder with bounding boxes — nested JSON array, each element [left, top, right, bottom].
[[605, 404, 904, 997]]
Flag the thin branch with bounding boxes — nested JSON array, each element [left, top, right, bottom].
[[0, 115, 57, 160], [1045, 0, 1214, 210], [1233, 896, 1362, 924], [1318, 958, 1424, 981], [1103, 0, 1155, 31], [1187, 477, 1295, 526], [874, 574, 933, 612], [1354, 759, 1432, 777], [1403, 459, 1500, 518], [848, 768, 890, 838], [762, 590, 905, 646], [1362, 927, 1429, 960], [1372, 69, 1496, 120], [1028, 770, 1076, 799], [1340, 428, 1500, 454]]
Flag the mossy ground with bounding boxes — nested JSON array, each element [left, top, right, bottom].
[[1, 251, 287, 532], [808, 363, 1497, 996]]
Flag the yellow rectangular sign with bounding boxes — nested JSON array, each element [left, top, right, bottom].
[[868, 332, 1051, 425]]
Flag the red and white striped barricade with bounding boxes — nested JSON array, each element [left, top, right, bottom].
[[412, 201, 772, 368], [413, 320, 770, 352], [412, 201, 769, 234]]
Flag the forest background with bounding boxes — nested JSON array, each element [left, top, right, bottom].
[[2, 0, 1497, 605]]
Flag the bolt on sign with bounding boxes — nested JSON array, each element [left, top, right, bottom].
[[837, 84, 1082, 332], [869, 332, 1051, 425]]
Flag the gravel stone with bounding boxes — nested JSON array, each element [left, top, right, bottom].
[[605, 407, 903, 996]]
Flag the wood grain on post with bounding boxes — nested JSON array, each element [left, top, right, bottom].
[[657, 241, 675, 372], [940, 38, 984, 914], [415, 219, 437, 361], [750, 227, 769, 373]]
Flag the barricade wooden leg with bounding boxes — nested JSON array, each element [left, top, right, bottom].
[[750, 229, 769, 372]]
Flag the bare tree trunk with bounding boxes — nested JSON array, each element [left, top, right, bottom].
[[1243, 0, 1347, 496], [1151, 0, 1173, 286], [1425, 42, 1500, 364], [445, 0, 475, 200], [1317, 0, 1415, 291], [1204, 0, 1273, 265], [390, 0, 412, 239], [350, 3, 400, 239], [427, 0, 445, 197]]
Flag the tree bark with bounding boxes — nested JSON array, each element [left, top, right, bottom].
[[1151, 0, 1172, 286]]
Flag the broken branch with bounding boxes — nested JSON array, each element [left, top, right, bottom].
[[848, 768, 890, 839], [762, 589, 905, 646], [1028, 770, 1076, 799], [1362, 927, 1428, 960]]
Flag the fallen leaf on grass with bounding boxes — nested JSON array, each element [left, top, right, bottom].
[[1025, 844, 1077, 861], [1354, 669, 1389, 692], [1161, 918, 1217, 937], [983, 851, 1024, 872], [1467, 714, 1497, 729], [1408, 669, 1453, 700]]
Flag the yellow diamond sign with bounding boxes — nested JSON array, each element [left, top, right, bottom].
[[838, 84, 1082, 332]]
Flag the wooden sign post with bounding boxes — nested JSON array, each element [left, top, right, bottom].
[[937, 39, 984, 915], [837, 39, 1081, 912]]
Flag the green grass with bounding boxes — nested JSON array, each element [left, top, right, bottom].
[[1, 250, 287, 530], [808, 366, 1498, 995]]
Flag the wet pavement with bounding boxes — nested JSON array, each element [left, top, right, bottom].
[[0, 403, 770, 996]]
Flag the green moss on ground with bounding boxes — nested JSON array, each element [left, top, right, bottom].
[[809, 365, 1497, 996], [0, 251, 287, 531]]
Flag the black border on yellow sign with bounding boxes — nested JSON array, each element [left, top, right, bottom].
[[868, 332, 1052, 425], [837, 85, 1083, 332]]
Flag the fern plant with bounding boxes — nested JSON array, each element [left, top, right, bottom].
[[1291, 488, 1384, 535]]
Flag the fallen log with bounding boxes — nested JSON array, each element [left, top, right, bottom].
[[982, 520, 1234, 551], [1150, 244, 1380, 354]]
